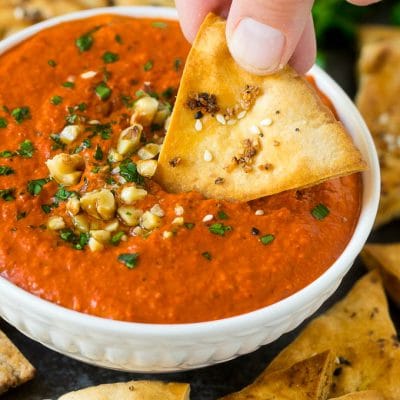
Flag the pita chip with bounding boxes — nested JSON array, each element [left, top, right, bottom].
[[358, 25, 400, 46], [362, 243, 400, 306], [59, 380, 190, 400], [259, 270, 400, 399], [0, 329, 35, 394], [356, 27, 400, 227], [220, 351, 334, 400], [329, 391, 385, 400], [156, 13, 365, 201]]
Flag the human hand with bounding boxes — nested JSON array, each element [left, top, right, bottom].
[[175, 0, 381, 75]]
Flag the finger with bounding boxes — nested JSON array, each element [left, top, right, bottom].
[[347, 0, 381, 5], [226, 0, 314, 75], [289, 15, 316, 74], [175, 0, 231, 43]]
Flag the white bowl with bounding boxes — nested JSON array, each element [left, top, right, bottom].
[[0, 6, 380, 372]]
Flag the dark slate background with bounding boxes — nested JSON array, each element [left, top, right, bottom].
[[1, 2, 399, 399]]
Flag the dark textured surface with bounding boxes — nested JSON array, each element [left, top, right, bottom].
[[1, 3, 399, 399]]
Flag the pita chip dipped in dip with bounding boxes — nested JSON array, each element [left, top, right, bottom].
[[156, 13, 366, 201]]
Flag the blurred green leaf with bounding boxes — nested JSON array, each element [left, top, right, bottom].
[[392, 2, 400, 25]]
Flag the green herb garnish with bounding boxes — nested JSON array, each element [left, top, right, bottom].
[[94, 145, 103, 161], [119, 160, 144, 184], [209, 223, 232, 236], [118, 253, 139, 269], [95, 82, 112, 101], [51, 96, 63, 105], [111, 231, 125, 245], [184, 222, 195, 230], [0, 188, 15, 201], [201, 251, 212, 261], [17, 211, 27, 220], [12, 107, 31, 124], [48, 59, 57, 67], [62, 81, 75, 89], [260, 234, 275, 245], [17, 140, 34, 158], [217, 211, 229, 220], [50, 134, 66, 150], [27, 178, 50, 196], [115, 34, 123, 44], [41, 204, 53, 214], [0, 150, 14, 158], [87, 123, 112, 139], [54, 186, 74, 202], [144, 60, 153, 71], [174, 58, 182, 71], [76, 33, 93, 52], [0, 118, 8, 128], [102, 51, 119, 64], [0, 166, 14, 175], [311, 204, 330, 220]]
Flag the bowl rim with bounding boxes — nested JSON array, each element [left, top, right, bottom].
[[0, 6, 380, 337]]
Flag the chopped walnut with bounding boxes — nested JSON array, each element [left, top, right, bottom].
[[186, 92, 219, 115], [239, 85, 260, 111]]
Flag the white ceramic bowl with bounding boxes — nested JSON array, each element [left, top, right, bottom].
[[0, 6, 380, 372]]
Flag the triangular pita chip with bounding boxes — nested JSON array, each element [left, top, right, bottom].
[[362, 243, 400, 306], [220, 351, 334, 400], [156, 13, 365, 201], [58, 381, 190, 400], [329, 391, 385, 400], [259, 271, 400, 399], [0, 329, 35, 394], [356, 28, 400, 227]]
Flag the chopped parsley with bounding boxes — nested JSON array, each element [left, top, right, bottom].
[[217, 210, 229, 220], [65, 113, 78, 125], [95, 82, 112, 101], [152, 21, 168, 28], [77, 103, 87, 112], [0, 188, 15, 201], [209, 223, 232, 236], [102, 51, 119, 64], [0, 166, 14, 175], [0, 150, 14, 158], [41, 204, 53, 214], [174, 58, 182, 71], [118, 253, 139, 269], [17, 211, 27, 220], [62, 81, 75, 89], [111, 231, 125, 245], [27, 178, 50, 196], [11, 107, 31, 124], [119, 160, 144, 184], [94, 145, 103, 161], [48, 59, 57, 67], [50, 96, 63, 105], [54, 186, 74, 202], [73, 139, 91, 154], [76, 33, 93, 52], [115, 34, 123, 44], [0, 118, 7, 128], [144, 60, 154, 71], [260, 234, 275, 245], [184, 222, 195, 230], [50, 134, 66, 150], [311, 204, 330, 220], [162, 87, 174, 99], [121, 94, 134, 108], [87, 123, 112, 139], [60, 229, 90, 250], [17, 140, 34, 158], [201, 251, 212, 261]]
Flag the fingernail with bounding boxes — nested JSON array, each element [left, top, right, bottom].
[[228, 17, 285, 75]]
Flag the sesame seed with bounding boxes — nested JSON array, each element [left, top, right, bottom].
[[227, 119, 237, 125], [111, 167, 120, 175], [237, 110, 247, 119], [260, 118, 273, 127], [88, 120, 100, 125], [250, 125, 261, 135], [195, 119, 203, 131], [80, 71, 97, 79], [383, 133, 395, 145], [255, 209, 265, 216], [117, 176, 127, 184], [175, 205, 184, 216], [202, 214, 214, 222], [378, 113, 389, 125], [204, 150, 213, 162], [216, 113, 226, 125]]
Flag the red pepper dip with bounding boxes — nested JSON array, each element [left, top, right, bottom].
[[0, 16, 362, 323]]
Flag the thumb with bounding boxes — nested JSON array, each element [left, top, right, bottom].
[[226, 0, 314, 75]]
